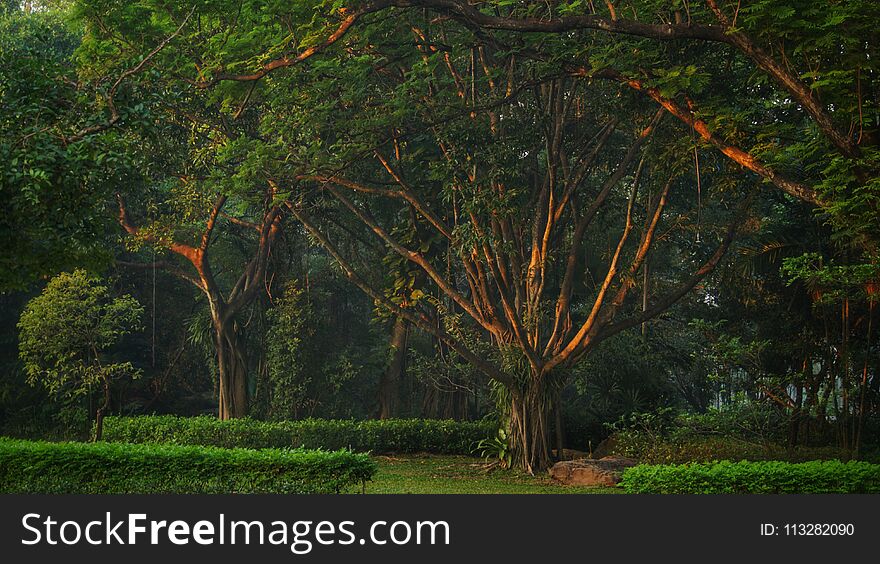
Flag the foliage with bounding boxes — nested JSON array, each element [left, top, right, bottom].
[[0, 437, 376, 494], [101, 415, 496, 454], [0, 9, 121, 289], [1, 0, 878, 474], [614, 435, 856, 465], [17, 269, 143, 401], [781, 252, 880, 304], [474, 427, 512, 469], [562, 333, 678, 448], [612, 405, 788, 443], [607, 407, 862, 464], [264, 280, 317, 419], [620, 460, 880, 494]]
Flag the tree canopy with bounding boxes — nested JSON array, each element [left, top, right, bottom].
[[1, 0, 877, 471]]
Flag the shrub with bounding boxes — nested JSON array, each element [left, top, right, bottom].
[[620, 460, 880, 494], [0, 438, 376, 494], [608, 407, 856, 464], [101, 416, 496, 454], [612, 433, 854, 464]]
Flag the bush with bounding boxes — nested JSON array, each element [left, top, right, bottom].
[[612, 434, 854, 464], [608, 407, 857, 464], [0, 437, 376, 494], [620, 460, 880, 494], [101, 416, 496, 454]]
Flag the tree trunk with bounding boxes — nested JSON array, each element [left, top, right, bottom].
[[378, 316, 408, 419], [216, 319, 248, 419], [93, 378, 111, 442], [788, 382, 803, 447], [554, 387, 565, 460], [508, 376, 554, 473]]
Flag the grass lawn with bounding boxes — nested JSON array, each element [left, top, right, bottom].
[[365, 454, 621, 494]]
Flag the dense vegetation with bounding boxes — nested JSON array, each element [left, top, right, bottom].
[[101, 415, 494, 454], [1, 0, 878, 484], [606, 406, 878, 463], [621, 460, 880, 494], [0, 437, 376, 493]]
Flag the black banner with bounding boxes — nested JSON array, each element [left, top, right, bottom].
[[0, 495, 876, 562]]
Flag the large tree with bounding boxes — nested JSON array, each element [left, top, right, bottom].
[[262, 15, 754, 469], [65, 0, 877, 468]]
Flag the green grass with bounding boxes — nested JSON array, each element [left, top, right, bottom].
[[365, 454, 620, 494]]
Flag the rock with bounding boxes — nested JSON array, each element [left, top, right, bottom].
[[591, 435, 618, 459], [548, 456, 638, 487]]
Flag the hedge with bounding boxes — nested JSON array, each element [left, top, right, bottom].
[[0, 438, 376, 494], [611, 434, 856, 464], [101, 416, 495, 454], [620, 460, 880, 494]]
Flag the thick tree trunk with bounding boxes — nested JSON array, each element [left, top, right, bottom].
[[508, 376, 554, 473], [216, 320, 248, 420], [378, 317, 408, 419]]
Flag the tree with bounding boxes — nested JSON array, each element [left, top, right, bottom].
[[382, 0, 877, 223], [378, 316, 409, 419], [61, 0, 877, 469], [67, 0, 745, 470], [0, 9, 123, 290], [17, 269, 143, 440], [264, 280, 316, 420], [271, 17, 752, 469], [115, 183, 282, 420]]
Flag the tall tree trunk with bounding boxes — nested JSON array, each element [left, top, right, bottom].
[[788, 380, 803, 447], [508, 375, 554, 473], [215, 319, 248, 419], [378, 316, 408, 419], [554, 387, 565, 460], [93, 378, 111, 442]]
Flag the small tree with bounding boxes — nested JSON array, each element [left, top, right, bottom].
[[265, 280, 316, 420], [17, 269, 143, 440]]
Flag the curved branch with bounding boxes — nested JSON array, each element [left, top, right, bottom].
[[221, 212, 260, 232], [585, 196, 749, 357], [404, 0, 856, 161], [323, 183, 499, 335], [287, 200, 515, 390], [591, 69, 819, 204], [67, 7, 195, 143], [201, 195, 227, 251], [396, 0, 730, 42], [115, 192, 202, 265], [193, 2, 389, 88], [704, 0, 858, 159]]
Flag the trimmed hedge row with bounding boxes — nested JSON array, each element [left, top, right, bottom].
[[0, 438, 376, 494], [101, 416, 495, 454], [620, 460, 880, 494]]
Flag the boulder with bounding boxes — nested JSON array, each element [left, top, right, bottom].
[[548, 456, 638, 487], [591, 435, 618, 459]]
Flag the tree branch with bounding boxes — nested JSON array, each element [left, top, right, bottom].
[[592, 69, 819, 204], [287, 200, 515, 390], [193, 2, 389, 88], [66, 7, 195, 143], [587, 196, 749, 354]]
